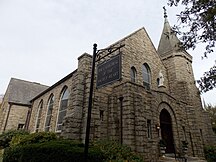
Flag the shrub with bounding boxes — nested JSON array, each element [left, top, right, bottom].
[[0, 130, 29, 149], [3, 133, 144, 162], [93, 140, 144, 162], [10, 131, 57, 147], [204, 145, 216, 162], [3, 139, 104, 162]]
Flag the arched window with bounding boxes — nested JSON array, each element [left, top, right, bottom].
[[35, 100, 43, 132], [56, 87, 69, 132], [45, 94, 54, 132], [130, 66, 137, 83], [142, 63, 151, 89]]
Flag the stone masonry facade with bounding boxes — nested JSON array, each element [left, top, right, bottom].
[[0, 17, 215, 162]]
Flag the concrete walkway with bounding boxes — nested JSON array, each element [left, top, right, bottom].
[[159, 156, 207, 162]]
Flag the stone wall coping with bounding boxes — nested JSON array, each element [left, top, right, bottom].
[[78, 53, 92, 60], [160, 50, 192, 62], [30, 70, 77, 102], [8, 101, 31, 107]]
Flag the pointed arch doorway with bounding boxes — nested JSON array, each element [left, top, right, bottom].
[[160, 109, 175, 153]]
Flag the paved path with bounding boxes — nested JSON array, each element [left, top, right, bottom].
[[159, 156, 207, 162]]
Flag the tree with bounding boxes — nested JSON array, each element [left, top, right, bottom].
[[168, 0, 216, 56], [204, 104, 216, 133], [197, 64, 216, 93]]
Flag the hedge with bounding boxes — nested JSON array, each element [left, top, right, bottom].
[[0, 130, 29, 149], [93, 140, 144, 162], [204, 145, 216, 162], [3, 140, 104, 162], [3, 131, 144, 162], [10, 131, 57, 147]]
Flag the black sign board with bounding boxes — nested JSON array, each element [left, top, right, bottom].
[[96, 54, 121, 88]]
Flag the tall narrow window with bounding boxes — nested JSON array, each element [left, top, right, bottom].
[[200, 129, 204, 145], [130, 66, 137, 83], [45, 94, 54, 132], [100, 110, 104, 121], [182, 126, 186, 141], [35, 100, 43, 132], [142, 63, 151, 89], [56, 87, 69, 132], [147, 119, 152, 139]]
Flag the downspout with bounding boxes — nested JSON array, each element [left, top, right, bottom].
[[119, 97, 124, 144], [24, 105, 32, 130], [3, 103, 12, 131]]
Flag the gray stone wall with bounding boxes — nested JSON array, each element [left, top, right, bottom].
[[5, 104, 29, 131], [0, 83, 12, 133], [5, 26, 213, 162]]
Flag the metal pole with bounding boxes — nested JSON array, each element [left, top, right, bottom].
[[119, 97, 124, 144], [84, 43, 97, 160]]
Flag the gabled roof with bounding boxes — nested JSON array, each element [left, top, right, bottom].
[[30, 70, 77, 102], [157, 17, 182, 55], [7, 78, 49, 105]]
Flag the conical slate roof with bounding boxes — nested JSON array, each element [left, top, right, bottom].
[[157, 14, 182, 55]]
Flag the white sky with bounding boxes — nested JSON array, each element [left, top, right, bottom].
[[0, 0, 215, 105]]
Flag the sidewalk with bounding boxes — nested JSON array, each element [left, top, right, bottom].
[[159, 156, 207, 162]]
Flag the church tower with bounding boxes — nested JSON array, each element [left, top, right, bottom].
[[158, 7, 216, 157], [157, 7, 200, 106]]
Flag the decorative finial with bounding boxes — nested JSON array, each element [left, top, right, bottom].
[[163, 6, 168, 18]]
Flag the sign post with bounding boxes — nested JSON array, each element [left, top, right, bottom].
[[84, 43, 124, 160], [84, 43, 97, 160]]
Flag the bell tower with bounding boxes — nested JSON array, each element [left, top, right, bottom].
[[157, 7, 200, 105]]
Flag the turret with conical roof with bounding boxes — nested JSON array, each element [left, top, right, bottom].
[[158, 7, 197, 103], [158, 7, 183, 56]]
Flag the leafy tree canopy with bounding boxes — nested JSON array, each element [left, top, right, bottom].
[[168, 0, 216, 56], [197, 64, 216, 92]]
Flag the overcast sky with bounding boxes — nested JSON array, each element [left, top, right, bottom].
[[0, 0, 215, 105]]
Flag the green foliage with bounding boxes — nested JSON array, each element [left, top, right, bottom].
[[168, 0, 216, 56], [3, 139, 104, 162], [197, 65, 216, 93], [3, 133, 144, 162], [181, 140, 188, 148], [204, 104, 216, 133], [10, 131, 57, 147], [93, 140, 144, 162], [204, 145, 216, 162], [159, 139, 166, 147], [0, 130, 29, 149]]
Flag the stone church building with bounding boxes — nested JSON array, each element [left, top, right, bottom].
[[0, 14, 215, 161]]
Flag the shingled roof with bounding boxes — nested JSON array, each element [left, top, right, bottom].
[[6, 78, 49, 105], [157, 15, 182, 56]]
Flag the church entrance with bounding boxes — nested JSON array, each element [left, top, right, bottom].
[[160, 109, 175, 153]]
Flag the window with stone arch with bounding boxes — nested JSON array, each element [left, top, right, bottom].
[[45, 94, 54, 132], [35, 100, 43, 132], [130, 66, 137, 83], [56, 86, 69, 132], [142, 63, 151, 89]]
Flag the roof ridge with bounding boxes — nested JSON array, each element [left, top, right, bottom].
[[102, 27, 145, 48], [10, 77, 49, 87]]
